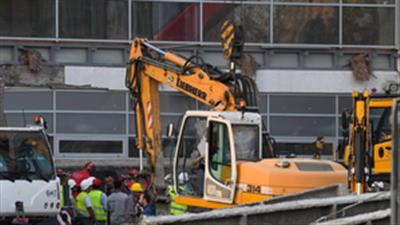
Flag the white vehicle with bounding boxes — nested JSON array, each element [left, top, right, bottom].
[[0, 126, 59, 224]]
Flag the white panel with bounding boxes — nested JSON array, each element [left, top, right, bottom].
[[65, 66, 127, 90], [256, 70, 400, 93], [65, 66, 399, 93], [0, 47, 13, 62]]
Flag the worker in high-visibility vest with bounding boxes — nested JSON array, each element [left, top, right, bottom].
[[167, 172, 189, 215], [76, 177, 94, 225], [57, 169, 73, 225], [88, 178, 107, 225]]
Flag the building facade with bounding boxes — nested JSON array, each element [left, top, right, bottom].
[[0, 0, 399, 164]]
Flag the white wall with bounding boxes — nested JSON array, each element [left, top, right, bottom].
[[256, 70, 399, 93], [65, 66, 127, 90], [65, 66, 399, 93]]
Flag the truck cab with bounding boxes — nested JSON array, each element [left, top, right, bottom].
[[0, 126, 59, 224]]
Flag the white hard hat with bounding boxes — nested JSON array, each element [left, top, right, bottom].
[[68, 179, 76, 189], [87, 176, 96, 184], [80, 177, 94, 191], [178, 172, 189, 184]]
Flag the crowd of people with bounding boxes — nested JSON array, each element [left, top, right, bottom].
[[57, 162, 157, 225]]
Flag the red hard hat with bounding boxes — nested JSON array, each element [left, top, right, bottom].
[[128, 169, 138, 176], [93, 178, 102, 188], [84, 161, 96, 170]]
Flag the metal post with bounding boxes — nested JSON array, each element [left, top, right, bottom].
[[395, 0, 399, 50], [391, 100, 400, 225], [269, 0, 273, 46], [200, 2, 203, 42], [139, 148, 144, 171], [339, 0, 343, 48], [55, 0, 59, 40], [128, 0, 132, 41]]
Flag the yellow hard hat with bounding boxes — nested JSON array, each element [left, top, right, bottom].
[[130, 182, 144, 192]]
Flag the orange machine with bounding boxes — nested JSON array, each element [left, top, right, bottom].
[[126, 37, 347, 210]]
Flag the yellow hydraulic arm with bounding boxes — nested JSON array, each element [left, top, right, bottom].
[[125, 38, 256, 188], [349, 91, 369, 194], [343, 90, 396, 194]]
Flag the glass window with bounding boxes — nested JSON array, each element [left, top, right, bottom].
[[232, 125, 259, 161], [175, 116, 206, 197], [274, 142, 333, 158], [270, 116, 336, 136], [0, 131, 54, 181], [128, 114, 182, 135], [6, 113, 53, 134], [56, 91, 125, 111], [274, 6, 339, 44], [0, 0, 55, 37], [370, 107, 392, 144], [203, 3, 269, 43], [56, 114, 125, 134], [275, 0, 337, 2], [132, 2, 200, 41], [339, 96, 352, 113], [344, 0, 395, 4], [372, 54, 392, 70], [5, 91, 53, 110], [270, 95, 335, 114], [128, 114, 136, 134], [258, 94, 268, 113], [92, 49, 125, 65], [0, 47, 14, 62], [59, 140, 122, 153], [160, 94, 196, 113], [201, 51, 228, 68], [59, 0, 128, 39], [55, 48, 88, 64], [128, 137, 138, 158], [304, 54, 334, 69], [208, 121, 231, 184], [161, 116, 181, 136], [343, 7, 395, 45], [269, 53, 299, 68]]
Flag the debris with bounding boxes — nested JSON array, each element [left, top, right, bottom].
[[19, 49, 43, 73], [350, 54, 374, 81], [238, 53, 257, 77]]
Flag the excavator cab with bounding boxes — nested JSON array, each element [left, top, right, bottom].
[[173, 110, 261, 208]]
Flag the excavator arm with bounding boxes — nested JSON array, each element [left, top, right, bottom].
[[126, 38, 257, 188]]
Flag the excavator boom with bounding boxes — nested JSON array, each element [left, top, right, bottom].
[[126, 38, 257, 188]]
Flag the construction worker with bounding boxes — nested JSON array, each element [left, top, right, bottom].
[[71, 162, 96, 187], [88, 178, 107, 225], [108, 179, 134, 225], [138, 192, 156, 216], [313, 136, 325, 159], [167, 172, 189, 215], [76, 178, 94, 225], [57, 169, 73, 225], [130, 182, 144, 203]]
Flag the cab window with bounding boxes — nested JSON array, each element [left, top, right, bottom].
[[208, 121, 231, 183]]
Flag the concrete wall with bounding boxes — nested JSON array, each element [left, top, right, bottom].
[[0, 65, 64, 87], [64, 65, 399, 94]]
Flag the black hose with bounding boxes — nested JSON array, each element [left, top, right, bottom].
[[182, 55, 206, 75], [355, 127, 365, 184]]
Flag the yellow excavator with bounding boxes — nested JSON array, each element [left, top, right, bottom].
[[126, 23, 347, 210], [340, 90, 397, 194]]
